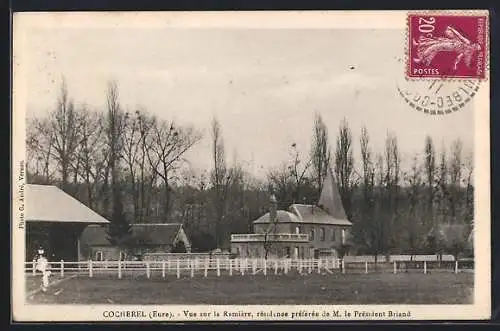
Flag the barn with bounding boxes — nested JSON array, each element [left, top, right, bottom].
[[25, 184, 110, 262], [79, 223, 192, 261]]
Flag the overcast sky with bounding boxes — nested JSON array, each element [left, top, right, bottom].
[[24, 27, 473, 177]]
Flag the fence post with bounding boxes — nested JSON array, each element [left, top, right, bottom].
[[317, 259, 321, 274], [32, 259, 36, 275], [60, 260, 64, 277], [216, 259, 221, 277], [176, 259, 180, 279], [341, 259, 345, 274], [229, 259, 233, 276], [308, 259, 312, 274], [284, 259, 289, 275], [274, 259, 278, 275], [190, 259, 194, 278], [455, 260, 459, 274], [241, 259, 245, 276], [167, 259, 171, 271], [162, 261, 166, 278], [146, 262, 151, 279], [204, 258, 208, 277], [424, 261, 427, 274], [365, 261, 368, 274], [89, 260, 93, 278], [393, 261, 397, 274], [263, 259, 267, 276], [118, 260, 122, 279]]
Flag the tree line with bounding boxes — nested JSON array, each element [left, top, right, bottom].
[[26, 79, 474, 257]]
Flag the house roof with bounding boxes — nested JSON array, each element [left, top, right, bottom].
[[290, 204, 353, 226], [253, 210, 301, 224], [26, 184, 109, 224], [80, 223, 183, 246], [252, 205, 352, 226]]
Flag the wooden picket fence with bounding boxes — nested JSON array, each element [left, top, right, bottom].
[[24, 256, 473, 279]]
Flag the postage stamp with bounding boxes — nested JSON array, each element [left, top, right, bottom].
[[407, 12, 488, 79], [11, 11, 490, 322]]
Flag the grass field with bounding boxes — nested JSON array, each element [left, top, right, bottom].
[[26, 271, 474, 305]]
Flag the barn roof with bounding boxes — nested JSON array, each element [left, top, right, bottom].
[[80, 223, 183, 246], [26, 184, 109, 224]]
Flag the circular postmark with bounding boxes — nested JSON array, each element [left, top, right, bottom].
[[397, 79, 480, 115]]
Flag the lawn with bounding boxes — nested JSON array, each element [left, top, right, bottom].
[[26, 271, 474, 305]]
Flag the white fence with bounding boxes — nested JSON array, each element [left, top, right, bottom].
[[25, 256, 473, 279]]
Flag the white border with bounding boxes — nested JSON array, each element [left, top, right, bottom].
[[11, 10, 491, 321]]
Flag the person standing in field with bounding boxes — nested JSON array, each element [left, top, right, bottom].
[[35, 248, 51, 292]]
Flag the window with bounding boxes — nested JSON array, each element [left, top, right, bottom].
[[331, 229, 336, 241], [320, 228, 326, 241], [309, 229, 315, 240], [95, 251, 103, 261]]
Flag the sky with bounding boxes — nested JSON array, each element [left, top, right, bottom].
[[24, 27, 474, 178]]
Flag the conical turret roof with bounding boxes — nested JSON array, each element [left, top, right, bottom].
[[318, 168, 348, 220]]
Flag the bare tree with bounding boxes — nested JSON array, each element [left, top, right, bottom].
[[35, 80, 83, 192], [134, 110, 155, 222], [104, 80, 131, 246], [211, 117, 232, 248], [405, 154, 424, 259], [354, 126, 378, 256], [384, 132, 401, 251], [310, 113, 332, 197], [267, 162, 295, 209], [448, 139, 463, 222], [463, 151, 474, 223], [77, 107, 107, 209], [146, 117, 202, 219], [289, 143, 312, 203], [424, 136, 437, 230], [120, 110, 146, 221], [334, 118, 355, 220], [26, 117, 54, 183]]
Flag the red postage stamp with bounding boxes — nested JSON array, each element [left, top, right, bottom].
[[407, 13, 488, 79]]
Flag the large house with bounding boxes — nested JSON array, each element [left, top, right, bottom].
[[79, 223, 192, 261], [231, 169, 352, 259]]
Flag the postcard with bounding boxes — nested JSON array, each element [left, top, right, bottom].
[[11, 10, 490, 321]]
